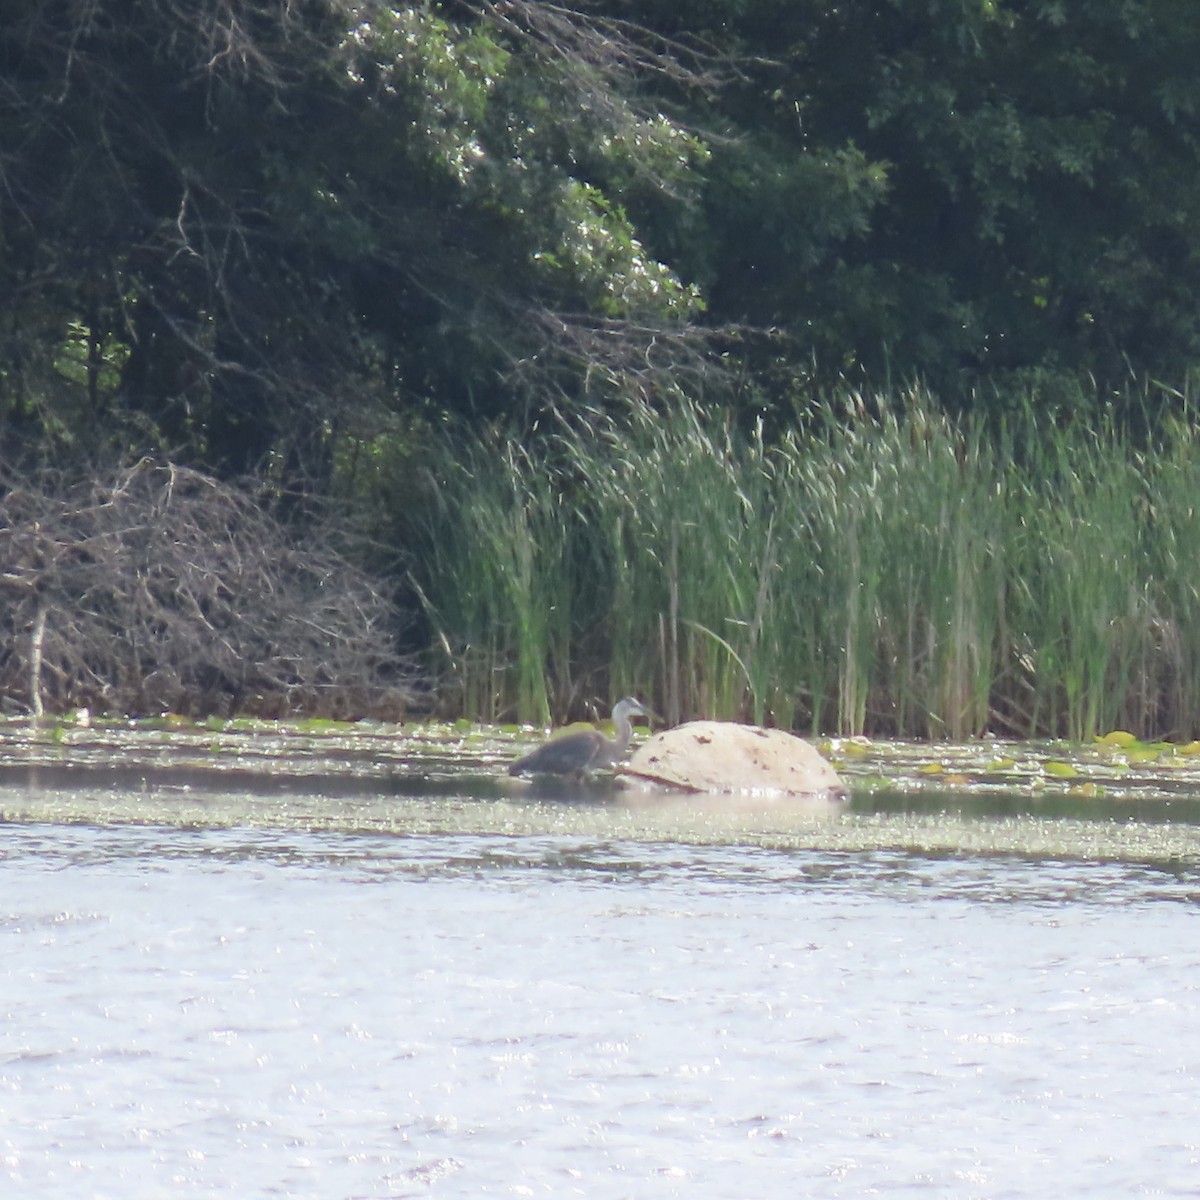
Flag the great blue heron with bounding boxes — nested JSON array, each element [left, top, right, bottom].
[[508, 697, 649, 777]]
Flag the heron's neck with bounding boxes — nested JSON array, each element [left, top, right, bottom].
[[612, 712, 632, 752]]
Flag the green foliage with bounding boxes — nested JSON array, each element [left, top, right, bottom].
[[772, 400, 1008, 737], [629, 0, 1200, 399], [542, 182, 703, 319], [0, 0, 711, 477], [404, 389, 1200, 741], [401, 431, 575, 724], [341, 6, 511, 182], [6, 0, 1200, 476], [8, 0, 1200, 738], [562, 399, 774, 724]]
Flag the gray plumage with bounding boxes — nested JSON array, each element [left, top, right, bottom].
[[508, 697, 649, 777]]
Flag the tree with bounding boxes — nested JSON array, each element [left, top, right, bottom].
[[623, 0, 1200, 401], [0, 1, 719, 478], [6, 0, 1200, 473]]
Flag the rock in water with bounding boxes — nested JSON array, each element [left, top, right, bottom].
[[619, 721, 846, 799]]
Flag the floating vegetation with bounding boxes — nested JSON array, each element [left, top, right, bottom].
[[3, 715, 1200, 806], [0, 717, 1199, 863], [825, 729, 1200, 805]]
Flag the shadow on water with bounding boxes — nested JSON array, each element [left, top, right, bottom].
[[855, 785, 1200, 827]]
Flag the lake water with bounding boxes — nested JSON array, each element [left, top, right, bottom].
[[3, 790, 1199, 1199]]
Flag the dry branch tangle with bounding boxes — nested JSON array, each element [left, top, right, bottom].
[[0, 460, 411, 718]]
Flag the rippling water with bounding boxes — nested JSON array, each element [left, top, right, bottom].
[[2, 820, 1198, 1198]]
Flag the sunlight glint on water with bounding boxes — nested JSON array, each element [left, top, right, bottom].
[[0, 825, 1198, 1198]]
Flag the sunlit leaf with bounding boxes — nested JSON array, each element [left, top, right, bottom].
[[1044, 760, 1079, 779]]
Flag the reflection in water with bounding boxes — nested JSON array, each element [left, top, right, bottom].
[[1, 823, 1199, 1198]]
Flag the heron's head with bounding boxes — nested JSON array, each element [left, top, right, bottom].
[[612, 696, 650, 724]]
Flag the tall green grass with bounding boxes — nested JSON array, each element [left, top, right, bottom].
[[402, 391, 1200, 740], [403, 434, 573, 724], [562, 400, 779, 727], [1001, 411, 1151, 740]]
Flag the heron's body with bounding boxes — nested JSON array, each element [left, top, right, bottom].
[[508, 697, 648, 777]]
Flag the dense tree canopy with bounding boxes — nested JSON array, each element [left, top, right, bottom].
[[0, 0, 712, 478], [639, 0, 1200, 398], [3, 0, 1200, 472]]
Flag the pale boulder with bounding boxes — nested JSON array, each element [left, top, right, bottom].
[[619, 720, 846, 799]]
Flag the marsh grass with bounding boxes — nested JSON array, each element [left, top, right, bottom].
[[564, 401, 778, 726], [1138, 415, 1200, 737], [405, 391, 1200, 740], [404, 434, 573, 724], [1002, 412, 1152, 740]]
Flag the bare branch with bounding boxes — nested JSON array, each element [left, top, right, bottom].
[[0, 460, 416, 718]]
